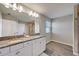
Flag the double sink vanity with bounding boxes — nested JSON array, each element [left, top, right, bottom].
[[0, 35, 46, 56], [0, 4, 46, 56]]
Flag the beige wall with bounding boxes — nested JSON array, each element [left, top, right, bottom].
[[52, 15, 73, 46]]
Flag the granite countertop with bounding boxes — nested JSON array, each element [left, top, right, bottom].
[[0, 35, 45, 49]]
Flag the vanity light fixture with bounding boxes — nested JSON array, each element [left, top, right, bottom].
[[2, 3, 10, 8], [18, 6, 23, 12], [1, 3, 39, 18], [33, 12, 39, 18], [33, 12, 36, 17], [28, 11, 39, 18], [28, 11, 33, 16], [35, 14, 39, 18]]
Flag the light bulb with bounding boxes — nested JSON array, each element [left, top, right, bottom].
[[3, 3, 10, 8], [5, 5, 9, 8], [35, 14, 39, 17], [28, 11, 33, 16], [18, 6, 23, 12], [33, 12, 36, 17]]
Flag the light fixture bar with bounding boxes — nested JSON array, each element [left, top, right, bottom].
[[1, 3, 39, 18]]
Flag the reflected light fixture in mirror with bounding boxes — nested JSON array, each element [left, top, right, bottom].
[[28, 11, 39, 18], [3, 3, 10, 8], [28, 11, 33, 16], [33, 12, 37, 17], [18, 6, 23, 12], [35, 13, 39, 18], [12, 3, 17, 10], [1, 3, 39, 18]]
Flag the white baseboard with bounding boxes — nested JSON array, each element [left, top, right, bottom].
[[52, 40, 73, 47]]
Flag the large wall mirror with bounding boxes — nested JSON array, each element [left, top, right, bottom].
[[0, 3, 40, 37]]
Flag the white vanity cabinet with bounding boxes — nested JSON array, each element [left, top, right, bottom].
[[0, 36, 46, 56], [0, 47, 10, 56], [13, 41, 33, 56], [33, 37, 46, 56], [7, 43, 24, 56], [23, 41, 33, 56], [8, 41, 33, 56]]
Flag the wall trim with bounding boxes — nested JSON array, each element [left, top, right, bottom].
[[51, 40, 73, 47]]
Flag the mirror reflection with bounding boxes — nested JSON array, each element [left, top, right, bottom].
[[0, 3, 40, 37]]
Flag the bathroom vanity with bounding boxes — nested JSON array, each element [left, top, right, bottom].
[[0, 35, 46, 56]]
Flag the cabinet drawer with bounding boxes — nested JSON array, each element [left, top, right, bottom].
[[7, 50, 22, 56], [24, 41, 32, 47], [0, 47, 9, 56], [10, 43, 23, 52], [8, 47, 32, 56]]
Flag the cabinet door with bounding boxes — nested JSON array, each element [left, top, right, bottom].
[[8, 41, 32, 56], [17, 46, 32, 56], [33, 39, 42, 56], [33, 37, 46, 56], [0, 47, 10, 56], [39, 37, 46, 53], [17, 41, 33, 56]]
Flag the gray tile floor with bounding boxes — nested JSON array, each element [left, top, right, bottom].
[[44, 41, 74, 56]]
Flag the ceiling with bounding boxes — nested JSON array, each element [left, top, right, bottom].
[[23, 3, 76, 18]]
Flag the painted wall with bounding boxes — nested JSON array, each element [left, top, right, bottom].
[[39, 15, 52, 43], [52, 15, 73, 46]]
